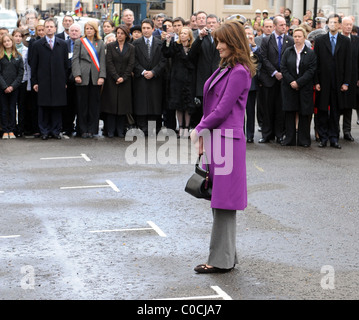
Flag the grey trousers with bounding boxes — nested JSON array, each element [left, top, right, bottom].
[[208, 208, 238, 269]]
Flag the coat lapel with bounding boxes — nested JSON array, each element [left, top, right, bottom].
[[208, 67, 230, 92]]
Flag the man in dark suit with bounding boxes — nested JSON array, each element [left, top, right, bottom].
[[132, 19, 167, 135], [190, 14, 221, 128], [314, 14, 352, 149], [340, 16, 359, 142], [31, 18, 69, 140], [258, 16, 294, 143], [55, 15, 74, 41]]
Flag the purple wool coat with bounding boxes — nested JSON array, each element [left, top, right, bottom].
[[195, 63, 251, 211]]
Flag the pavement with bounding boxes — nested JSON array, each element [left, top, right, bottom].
[[1, 119, 359, 300]]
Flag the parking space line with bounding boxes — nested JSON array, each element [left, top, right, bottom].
[[60, 180, 119, 192], [0, 191, 4, 194], [89, 221, 166, 237], [40, 153, 91, 162], [0, 235, 21, 239], [147, 221, 166, 237], [155, 286, 232, 300]]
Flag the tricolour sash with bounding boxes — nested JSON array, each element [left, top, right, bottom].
[[81, 37, 100, 72]]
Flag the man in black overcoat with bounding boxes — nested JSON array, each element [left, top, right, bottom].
[[190, 14, 221, 128], [340, 17, 359, 141], [314, 14, 352, 149], [132, 19, 167, 135], [31, 18, 69, 140], [257, 16, 294, 143]]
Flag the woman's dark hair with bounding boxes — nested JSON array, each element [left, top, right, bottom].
[[212, 20, 256, 77], [115, 25, 131, 42]]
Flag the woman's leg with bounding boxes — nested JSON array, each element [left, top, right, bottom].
[[207, 208, 238, 269]]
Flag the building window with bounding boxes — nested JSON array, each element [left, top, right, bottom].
[[149, 0, 166, 10], [224, 0, 251, 6]]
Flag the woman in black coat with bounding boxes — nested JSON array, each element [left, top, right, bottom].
[[0, 34, 24, 139], [162, 27, 196, 138], [280, 27, 317, 147], [101, 25, 135, 137]]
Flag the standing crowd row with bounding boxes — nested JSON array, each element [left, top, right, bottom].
[[0, 8, 358, 149]]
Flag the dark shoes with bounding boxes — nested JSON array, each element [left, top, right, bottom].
[[330, 142, 342, 149], [194, 264, 234, 274], [344, 133, 354, 141], [258, 138, 269, 143], [318, 140, 327, 148]]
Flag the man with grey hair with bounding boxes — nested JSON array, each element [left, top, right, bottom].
[[122, 9, 135, 30], [25, 8, 39, 37], [153, 13, 166, 37]]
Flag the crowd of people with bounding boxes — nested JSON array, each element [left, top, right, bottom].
[[0, 7, 358, 149]]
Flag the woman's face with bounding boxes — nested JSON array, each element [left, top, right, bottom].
[[103, 22, 114, 35], [179, 28, 190, 43], [293, 31, 305, 46], [117, 28, 126, 43], [13, 32, 23, 44], [36, 26, 45, 37], [216, 40, 231, 59], [85, 25, 95, 38], [2, 36, 13, 50]]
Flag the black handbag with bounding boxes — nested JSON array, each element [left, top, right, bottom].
[[185, 154, 212, 199]]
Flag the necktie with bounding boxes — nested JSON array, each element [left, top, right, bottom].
[[146, 39, 151, 58], [331, 36, 335, 56], [277, 35, 282, 68], [49, 39, 53, 49]]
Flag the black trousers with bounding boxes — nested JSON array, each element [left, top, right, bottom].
[[317, 90, 340, 144], [38, 106, 62, 136], [76, 83, 101, 135], [106, 114, 126, 137], [282, 111, 311, 146], [136, 114, 162, 135], [341, 108, 352, 134], [62, 82, 77, 135], [261, 81, 285, 140], [0, 90, 18, 133], [245, 90, 257, 140]]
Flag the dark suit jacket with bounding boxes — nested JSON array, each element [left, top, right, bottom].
[[258, 33, 294, 87], [191, 34, 221, 97], [56, 31, 69, 40], [30, 37, 68, 107], [314, 33, 352, 111], [132, 36, 167, 115]]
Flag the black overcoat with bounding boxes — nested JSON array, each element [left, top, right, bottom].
[[132, 36, 167, 116], [31, 37, 68, 107], [162, 41, 196, 112], [280, 45, 317, 115], [314, 33, 352, 111], [101, 41, 135, 116], [190, 35, 220, 97], [345, 35, 359, 110]]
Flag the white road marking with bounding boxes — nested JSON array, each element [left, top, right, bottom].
[[60, 180, 119, 192], [0, 235, 21, 239], [89, 221, 166, 238], [40, 153, 91, 162], [155, 286, 232, 300], [147, 221, 167, 237]]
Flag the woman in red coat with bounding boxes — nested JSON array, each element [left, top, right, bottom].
[[190, 20, 256, 273]]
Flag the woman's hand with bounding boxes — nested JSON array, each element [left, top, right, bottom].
[[116, 77, 124, 84], [75, 76, 82, 84], [97, 78, 104, 86], [190, 129, 203, 156]]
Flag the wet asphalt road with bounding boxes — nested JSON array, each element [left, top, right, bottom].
[[1, 120, 359, 301]]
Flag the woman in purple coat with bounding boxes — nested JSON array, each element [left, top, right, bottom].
[[190, 20, 256, 273]]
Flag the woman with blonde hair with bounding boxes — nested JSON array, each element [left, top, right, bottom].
[[190, 20, 256, 273], [72, 20, 106, 138], [162, 26, 196, 138], [0, 34, 24, 139]]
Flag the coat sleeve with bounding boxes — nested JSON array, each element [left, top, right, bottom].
[[195, 67, 248, 133], [280, 49, 296, 84], [123, 45, 135, 82], [30, 42, 39, 86], [71, 39, 81, 78], [151, 41, 167, 78], [99, 41, 106, 79], [106, 44, 119, 81], [260, 37, 277, 76]]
